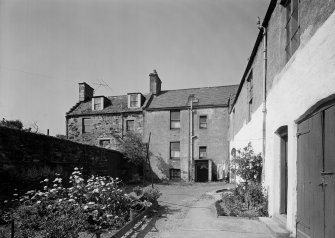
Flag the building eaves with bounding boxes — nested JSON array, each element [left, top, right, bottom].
[[231, 0, 277, 111]]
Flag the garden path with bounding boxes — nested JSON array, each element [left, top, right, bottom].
[[126, 182, 274, 238]]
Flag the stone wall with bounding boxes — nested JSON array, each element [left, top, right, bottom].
[[67, 113, 144, 150], [144, 107, 230, 181], [0, 126, 127, 201]]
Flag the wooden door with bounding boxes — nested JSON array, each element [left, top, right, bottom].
[[297, 104, 335, 238], [297, 112, 324, 238], [195, 161, 208, 182], [324, 106, 335, 238]]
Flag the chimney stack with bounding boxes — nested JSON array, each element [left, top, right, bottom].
[[79, 82, 94, 102], [149, 70, 161, 95]]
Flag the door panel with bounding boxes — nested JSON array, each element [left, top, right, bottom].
[[324, 105, 335, 238], [297, 112, 324, 238]]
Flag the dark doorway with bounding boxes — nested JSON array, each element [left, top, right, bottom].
[[195, 160, 208, 182], [277, 126, 288, 215], [297, 103, 335, 238]]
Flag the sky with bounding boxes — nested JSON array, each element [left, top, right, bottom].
[[0, 0, 269, 136]]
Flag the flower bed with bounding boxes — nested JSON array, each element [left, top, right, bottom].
[[216, 182, 268, 218], [1, 168, 160, 238]]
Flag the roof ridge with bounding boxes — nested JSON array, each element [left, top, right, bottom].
[[160, 84, 239, 92]]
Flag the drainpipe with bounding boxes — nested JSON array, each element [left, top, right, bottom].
[[257, 17, 267, 182], [188, 95, 198, 182]]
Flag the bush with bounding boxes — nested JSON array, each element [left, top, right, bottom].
[[219, 182, 268, 217], [142, 187, 161, 203], [230, 143, 262, 183], [2, 168, 157, 237]]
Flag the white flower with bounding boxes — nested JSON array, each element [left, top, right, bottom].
[[84, 205, 88, 210], [43, 179, 49, 183], [36, 201, 41, 204], [13, 194, 18, 196], [74, 167, 78, 170], [4, 200, 8, 203], [93, 189, 99, 193], [58, 199, 63, 203], [47, 205, 52, 209], [68, 199, 75, 202], [44, 186, 48, 190], [88, 202, 95, 205]]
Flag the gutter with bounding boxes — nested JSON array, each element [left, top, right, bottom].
[[231, 0, 276, 110]]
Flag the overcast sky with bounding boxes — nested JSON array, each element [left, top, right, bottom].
[[0, 0, 269, 135]]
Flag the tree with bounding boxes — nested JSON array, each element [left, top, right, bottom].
[[0, 118, 23, 130], [120, 132, 147, 166]]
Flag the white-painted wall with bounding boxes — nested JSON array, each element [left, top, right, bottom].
[[230, 11, 335, 235], [266, 11, 335, 233]]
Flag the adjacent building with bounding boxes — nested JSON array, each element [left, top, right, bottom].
[[229, 0, 335, 236], [66, 71, 238, 182]]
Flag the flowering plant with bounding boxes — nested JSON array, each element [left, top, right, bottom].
[[3, 168, 155, 237]]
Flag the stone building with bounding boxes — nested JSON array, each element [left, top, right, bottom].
[[229, 0, 335, 236], [66, 71, 238, 182], [66, 82, 150, 150], [144, 73, 238, 181]]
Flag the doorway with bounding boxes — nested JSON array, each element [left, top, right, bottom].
[[276, 126, 288, 215], [297, 103, 335, 238], [195, 160, 208, 182]]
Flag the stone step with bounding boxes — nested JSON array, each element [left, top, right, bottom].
[[259, 217, 291, 238]]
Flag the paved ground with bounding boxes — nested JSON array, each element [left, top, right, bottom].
[[127, 182, 274, 238]]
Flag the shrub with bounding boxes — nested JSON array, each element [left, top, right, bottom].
[[2, 168, 157, 237], [133, 186, 142, 196], [142, 187, 161, 203], [230, 143, 262, 183], [219, 182, 268, 217]]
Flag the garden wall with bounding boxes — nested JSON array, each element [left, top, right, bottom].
[[0, 126, 127, 201]]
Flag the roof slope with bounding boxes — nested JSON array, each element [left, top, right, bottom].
[[67, 94, 151, 116], [147, 85, 239, 110]]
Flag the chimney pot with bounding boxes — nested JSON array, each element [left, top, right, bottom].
[[149, 70, 161, 95], [79, 82, 94, 102]]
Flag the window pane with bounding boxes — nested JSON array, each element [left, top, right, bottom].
[[200, 116, 207, 123], [171, 142, 180, 159], [171, 111, 180, 120], [171, 142, 180, 151], [126, 120, 134, 131], [83, 118, 93, 133], [130, 101, 137, 107], [170, 169, 181, 179], [199, 146, 207, 158], [171, 121, 180, 129]]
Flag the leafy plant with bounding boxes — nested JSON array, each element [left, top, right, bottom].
[[2, 168, 158, 237], [142, 187, 161, 203], [230, 142, 262, 183]]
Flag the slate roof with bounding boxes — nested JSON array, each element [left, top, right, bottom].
[[66, 94, 151, 116], [66, 85, 238, 116], [147, 85, 239, 110]]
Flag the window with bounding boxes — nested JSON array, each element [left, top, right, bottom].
[[129, 94, 138, 108], [284, 0, 300, 61], [247, 71, 253, 122], [126, 120, 135, 131], [170, 110, 180, 129], [170, 169, 181, 180], [82, 118, 93, 133], [199, 115, 207, 129], [93, 97, 103, 110], [99, 139, 111, 148], [199, 146, 207, 159], [248, 99, 253, 122], [170, 142, 180, 159]]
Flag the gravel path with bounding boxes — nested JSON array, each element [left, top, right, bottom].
[[126, 182, 230, 238]]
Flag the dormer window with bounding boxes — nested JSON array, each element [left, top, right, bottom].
[[130, 94, 138, 107], [128, 93, 143, 108], [92, 97, 104, 111]]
